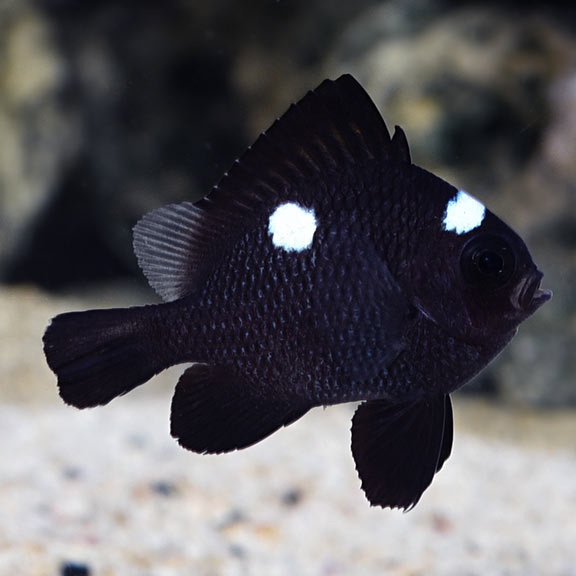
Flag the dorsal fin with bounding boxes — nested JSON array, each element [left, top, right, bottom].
[[133, 74, 411, 301], [391, 125, 412, 164]]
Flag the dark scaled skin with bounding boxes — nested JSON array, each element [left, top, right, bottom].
[[43, 75, 551, 510]]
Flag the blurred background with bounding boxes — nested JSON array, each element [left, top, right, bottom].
[[1, 0, 575, 574]]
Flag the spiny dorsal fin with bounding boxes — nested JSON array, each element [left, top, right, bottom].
[[134, 74, 411, 301], [391, 125, 412, 164]]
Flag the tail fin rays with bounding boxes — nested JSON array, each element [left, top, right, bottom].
[[43, 306, 170, 408]]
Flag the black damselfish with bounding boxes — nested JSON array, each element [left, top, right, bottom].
[[43, 75, 551, 510]]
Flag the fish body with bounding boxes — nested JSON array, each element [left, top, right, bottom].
[[44, 75, 551, 510]]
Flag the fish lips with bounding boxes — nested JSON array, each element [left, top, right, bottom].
[[511, 270, 552, 313]]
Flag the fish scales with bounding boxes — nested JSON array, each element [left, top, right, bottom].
[[189, 228, 395, 401]]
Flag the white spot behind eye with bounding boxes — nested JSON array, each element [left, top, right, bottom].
[[443, 189, 486, 234], [268, 202, 317, 252]]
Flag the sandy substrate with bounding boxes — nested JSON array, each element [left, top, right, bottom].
[[1, 286, 575, 575], [1, 397, 576, 576]]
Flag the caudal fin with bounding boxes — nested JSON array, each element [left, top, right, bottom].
[[43, 305, 170, 408]]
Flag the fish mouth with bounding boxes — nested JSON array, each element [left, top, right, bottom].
[[511, 270, 552, 312]]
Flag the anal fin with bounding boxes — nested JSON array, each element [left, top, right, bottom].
[[171, 365, 310, 454], [351, 395, 453, 510]]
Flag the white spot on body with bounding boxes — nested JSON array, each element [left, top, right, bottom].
[[442, 189, 486, 234], [268, 202, 317, 252]]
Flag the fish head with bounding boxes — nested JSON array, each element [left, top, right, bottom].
[[405, 170, 551, 345], [456, 221, 551, 336]]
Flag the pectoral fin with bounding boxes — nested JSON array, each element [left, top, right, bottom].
[[171, 364, 310, 454], [351, 395, 453, 510]]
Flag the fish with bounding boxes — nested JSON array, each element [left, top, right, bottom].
[[43, 74, 551, 510]]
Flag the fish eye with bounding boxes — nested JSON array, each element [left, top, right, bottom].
[[460, 234, 516, 289]]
